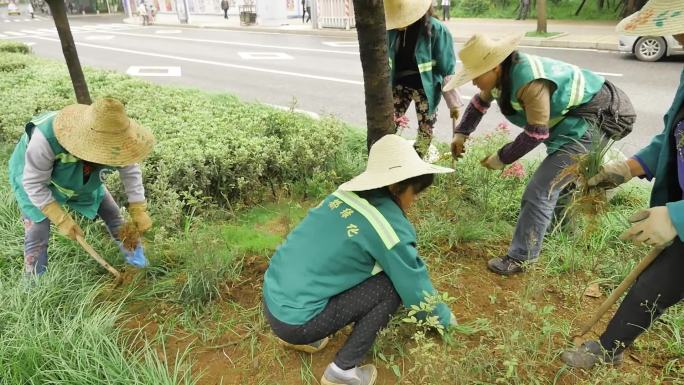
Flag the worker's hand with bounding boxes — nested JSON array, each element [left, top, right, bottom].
[[449, 107, 460, 120], [128, 201, 152, 233], [587, 160, 632, 189], [41, 201, 83, 240], [620, 207, 677, 248], [451, 133, 468, 160], [480, 153, 505, 170]]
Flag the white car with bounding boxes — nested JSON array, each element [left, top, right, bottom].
[[619, 35, 684, 62]]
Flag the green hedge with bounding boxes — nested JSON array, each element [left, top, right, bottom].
[[0, 48, 365, 227]]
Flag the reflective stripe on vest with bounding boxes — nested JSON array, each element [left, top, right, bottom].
[[332, 190, 401, 250], [417, 60, 436, 73], [566, 65, 586, 114], [55, 153, 79, 164], [51, 180, 77, 198]]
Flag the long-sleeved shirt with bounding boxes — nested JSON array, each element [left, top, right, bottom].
[[22, 129, 145, 210]]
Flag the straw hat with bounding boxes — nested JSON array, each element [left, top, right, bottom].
[[616, 0, 684, 36], [384, 0, 432, 30], [53, 98, 155, 167], [339, 134, 453, 192], [443, 33, 523, 91]]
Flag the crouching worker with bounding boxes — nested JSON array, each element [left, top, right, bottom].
[[8, 98, 156, 276], [262, 135, 457, 385]]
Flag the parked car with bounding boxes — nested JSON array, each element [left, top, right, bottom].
[[7, 2, 21, 15], [619, 35, 684, 62]]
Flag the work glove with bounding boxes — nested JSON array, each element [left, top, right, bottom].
[[449, 107, 460, 120], [451, 133, 468, 160], [128, 201, 152, 233], [480, 153, 505, 170], [42, 201, 83, 240], [443, 76, 464, 121], [587, 160, 632, 189], [620, 207, 677, 248]]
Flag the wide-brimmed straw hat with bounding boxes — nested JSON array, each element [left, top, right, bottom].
[[53, 98, 155, 167], [616, 0, 684, 36], [339, 134, 453, 192], [443, 33, 523, 91], [384, 0, 432, 30]]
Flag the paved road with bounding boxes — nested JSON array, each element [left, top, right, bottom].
[[2, 14, 683, 157]]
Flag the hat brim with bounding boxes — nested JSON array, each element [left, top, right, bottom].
[[616, 4, 684, 36], [338, 163, 453, 192], [54, 104, 155, 167], [385, 0, 432, 30], [443, 34, 523, 91]]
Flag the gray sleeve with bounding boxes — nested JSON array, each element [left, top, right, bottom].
[[118, 164, 146, 203], [22, 130, 56, 209]]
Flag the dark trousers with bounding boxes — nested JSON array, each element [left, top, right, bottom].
[[223, 8, 228, 18], [265, 273, 401, 370], [600, 238, 684, 354], [517, 0, 530, 20], [442, 5, 450, 20]]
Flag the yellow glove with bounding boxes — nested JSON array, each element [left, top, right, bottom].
[[449, 107, 460, 120], [480, 153, 505, 170], [128, 201, 152, 233], [42, 201, 83, 240], [451, 133, 468, 160]]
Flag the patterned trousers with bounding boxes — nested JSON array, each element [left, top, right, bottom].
[[393, 84, 437, 154]]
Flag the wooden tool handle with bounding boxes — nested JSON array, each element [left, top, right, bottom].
[[76, 235, 122, 281], [575, 246, 663, 337]]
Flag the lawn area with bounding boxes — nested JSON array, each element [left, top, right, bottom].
[[0, 43, 682, 385], [448, 0, 625, 21]]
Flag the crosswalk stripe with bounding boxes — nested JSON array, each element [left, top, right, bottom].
[[20, 29, 43, 34], [3, 20, 10, 23], [13, 19, 22, 22], [0, 34, 6, 38], [5, 31, 26, 36]]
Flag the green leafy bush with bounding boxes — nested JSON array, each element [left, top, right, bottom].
[[0, 41, 30, 54], [0, 54, 363, 227], [458, 0, 490, 16]]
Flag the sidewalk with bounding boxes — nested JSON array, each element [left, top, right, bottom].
[[123, 13, 620, 51]]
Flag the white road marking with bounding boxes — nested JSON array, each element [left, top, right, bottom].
[[0, 34, 5, 38], [30, 36, 364, 85], [5, 31, 25, 36], [85, 35, 115, 41], [126, 65, 182, 77], [155, 29, 182, 34], [91, 30, 360, 55], [238, 51, 293, 60], [594, 71, 623, 77], [3, 20, 10, 23], [322, 41, 358, 48]]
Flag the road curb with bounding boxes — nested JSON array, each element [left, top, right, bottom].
[[123, 18, 618, 51]]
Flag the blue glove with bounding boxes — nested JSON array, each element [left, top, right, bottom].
[[118, 242, 149, 268]]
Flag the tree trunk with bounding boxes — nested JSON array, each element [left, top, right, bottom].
[[352, 0, 395, 152], [536, 0, 547, 34], [46, 0, 92, 104]]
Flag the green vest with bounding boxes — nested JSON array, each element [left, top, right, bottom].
[[8, 112, 112, 222], [500, 53, 605, 153], [387, 17, 456, 115]]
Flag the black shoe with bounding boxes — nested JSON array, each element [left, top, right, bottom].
[[487, 255, 533, 276], [561, 340, 623, 369]]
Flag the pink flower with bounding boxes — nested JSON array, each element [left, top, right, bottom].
[[501, 162, 526, 179], [496, 121, 510, 132], [394, 114, 410, 130]]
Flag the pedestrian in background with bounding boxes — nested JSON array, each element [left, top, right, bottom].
[[220, 0, 229, 19], [137, 1, 148, 26], [304, 0, 311, 23], [301, 0, 306, 22], [441, 0, 450, 21], [516, 0, 530, 20], [28, 1, 34, 18], [386, 0, 462, 156]]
